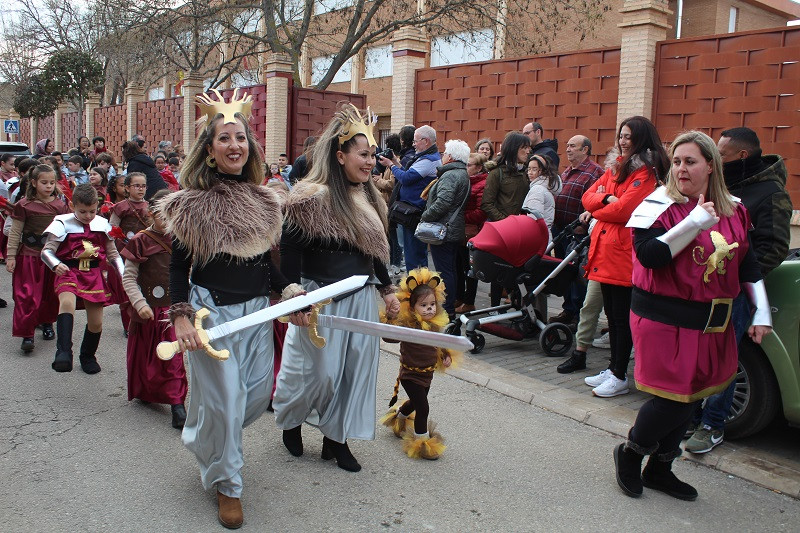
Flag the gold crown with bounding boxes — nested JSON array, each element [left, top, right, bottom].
[[196, 88, 253, 125], [338, 104, 378, 147]]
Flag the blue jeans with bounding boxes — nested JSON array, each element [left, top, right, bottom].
[[389, 223, 404, 266], [695, 293, 752, 430], [430, 241, 458, 316], [402, 227, 429, 271]]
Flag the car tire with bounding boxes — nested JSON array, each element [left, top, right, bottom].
[[725, 339, 781, 440]]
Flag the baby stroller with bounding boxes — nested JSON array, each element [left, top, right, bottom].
[[449, 214, 590, 355]]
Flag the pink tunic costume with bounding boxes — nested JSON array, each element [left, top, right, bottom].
[[630, 196, 751, 402], [121, 230, 187, 405], [44, 214, 117, 304], [108, 200, 150, 320], [9, 198, 70, 337]]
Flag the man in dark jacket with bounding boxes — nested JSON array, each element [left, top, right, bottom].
[[523, 122, 559, 170], [124, 135, 167, 199], [685, 127, 791, 454]]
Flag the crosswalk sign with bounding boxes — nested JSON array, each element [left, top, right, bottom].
[[4, 120, 19, 134]]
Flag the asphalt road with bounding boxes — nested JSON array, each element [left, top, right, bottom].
[[0, 272, 798, 531]]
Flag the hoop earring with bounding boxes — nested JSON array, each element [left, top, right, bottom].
[[205, 155, 217, 168]]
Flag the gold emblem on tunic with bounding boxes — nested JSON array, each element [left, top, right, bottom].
[[76, 240, 101, 271], [692, 231, 739, 283]]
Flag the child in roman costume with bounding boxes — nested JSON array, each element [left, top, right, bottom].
[[6, 164, 70, 353], [41, 183, 124, 374], [108, 172, 151, 336], [121, 189, 187, 429], [380, 268, 459, 460]]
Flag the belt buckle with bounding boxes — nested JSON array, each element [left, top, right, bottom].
[[703, 297, 733, 334]]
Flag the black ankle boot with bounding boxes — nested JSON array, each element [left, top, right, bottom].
[[52, 313, 74, 372], [21, 337, 35, 353], [321, 436, 361, 472], [557, 350, 586, 374], [171, 404, 187, 429], [41, 323, 55, 341], [78, 327, 102, 374], [613, 443, 645, 498], [642, 455, 698, 501], [283, 425, 303, 457]]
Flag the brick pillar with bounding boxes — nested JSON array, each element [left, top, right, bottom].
[[124, 84, 146, 141], [30, 117, 38, 149], [616, 0, 672, 124], [350, 50, 363, 95], [54, 102, 69, 152], [181, 74, 204, 154], [264, 53, 293, 164], [84, 94, 100, 141], [390, 26, 428, 132]]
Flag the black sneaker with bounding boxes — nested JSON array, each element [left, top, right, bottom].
[[41, 323, 55, 340], [21, 337, 35, 353]]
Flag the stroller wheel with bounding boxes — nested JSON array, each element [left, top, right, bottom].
[[445, 322, 461, 336], [467, 333, 485, 354], [539, 323, 573, 357]]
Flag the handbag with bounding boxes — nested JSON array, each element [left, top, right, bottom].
[[388, 199, 423, 227], [414, 183, 470, 245]]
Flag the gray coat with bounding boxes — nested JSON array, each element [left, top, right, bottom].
[[420, 161, 470, 243]]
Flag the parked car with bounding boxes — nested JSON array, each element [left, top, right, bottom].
[[0, 142, 31, 158], [725, 248, 800, 438]]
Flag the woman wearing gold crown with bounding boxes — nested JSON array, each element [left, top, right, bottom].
[[159, 89, 305, 529], [273, 104, 401, 473]]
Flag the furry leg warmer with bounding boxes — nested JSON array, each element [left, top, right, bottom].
[[402, 421, 446, 460], [379, 405, 414, 439]]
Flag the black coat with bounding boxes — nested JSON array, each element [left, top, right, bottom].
[[126, 153, 167, 199]]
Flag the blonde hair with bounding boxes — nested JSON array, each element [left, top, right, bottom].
[[665, 130, 734, 217], [303, 104, 388, 239], [180, 113, 264, 190]]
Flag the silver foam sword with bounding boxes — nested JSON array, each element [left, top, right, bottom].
[[156, 275, 370, 361]]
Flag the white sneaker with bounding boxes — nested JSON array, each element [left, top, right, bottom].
[[592, 332, 610, 349], [592, 375, 630, 398], [584, 369, 613, 387]]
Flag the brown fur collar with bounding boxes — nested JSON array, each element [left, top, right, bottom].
[[605, 147, 650, 173], [284, 181, 389, 262], [158, 180, 282, 265]]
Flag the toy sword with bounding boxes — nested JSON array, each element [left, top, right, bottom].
[[156, 275, 370, 361]]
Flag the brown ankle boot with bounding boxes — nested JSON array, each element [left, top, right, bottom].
[[217, 491, 243, 529]]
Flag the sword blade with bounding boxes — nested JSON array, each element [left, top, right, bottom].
[[205, 275, 369, 341], [315, 315, 474, 351]]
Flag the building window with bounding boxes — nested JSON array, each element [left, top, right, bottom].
[[364, 45, 393, 79], [728, 7, 738, 33], [311, 55, 352, 85], [314, 0, 353, 15], [148, 87, 165, 101], [431, 29, 494, 67]]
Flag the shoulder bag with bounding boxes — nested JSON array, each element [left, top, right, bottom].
[[414, 182, 470, 245]]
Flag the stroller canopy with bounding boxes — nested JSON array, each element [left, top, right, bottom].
[[469, 215, 549, 267]]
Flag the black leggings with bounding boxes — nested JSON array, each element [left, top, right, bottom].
[[630, 397, 699, 457], [398, 380, 430, 434], [456, 245, 478, 305], [600, 283, 633, 380]]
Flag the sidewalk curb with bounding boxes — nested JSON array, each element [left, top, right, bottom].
[[380, 342, 800, 499]]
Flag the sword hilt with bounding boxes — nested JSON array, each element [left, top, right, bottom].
[[156, 308, 230, 361], [277, 299, 331, 348]]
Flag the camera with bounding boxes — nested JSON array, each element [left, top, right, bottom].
[[376, 148, 394, 161]]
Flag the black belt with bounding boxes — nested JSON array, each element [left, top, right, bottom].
[[63, 259, 100, 269], [22, 232, 46, 248], [631, 287, 732, 333]]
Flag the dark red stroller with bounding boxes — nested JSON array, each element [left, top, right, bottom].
[[449, 215, 590, 355]]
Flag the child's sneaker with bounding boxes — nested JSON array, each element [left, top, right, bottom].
[[685, 425, 724, 454], [585, 369, 613, 387], [592, 375, 629, 398]]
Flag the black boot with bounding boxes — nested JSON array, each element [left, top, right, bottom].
[[613, 443, 646, 498], [21, 337, 35, 353], [171, 404, 187, 429], [52, 313, 74, 372], [321, 436, 361, 472], [642, 454, 698, 501], [41, 323, 55, 341], [78, 327, 102, 374], [282, 425, 303, 457], [557, 350, 586, 374]]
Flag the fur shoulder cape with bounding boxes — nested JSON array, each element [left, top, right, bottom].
[[284, 181, 389, 262], [158, 180, 282, 265]]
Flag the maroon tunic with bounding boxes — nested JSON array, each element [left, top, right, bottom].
[[53, 223, 113, 303], [108, 199, 148, 321], [10, 199, 69, 337], [631, 199, 750, 402], [121, 230, 187, 404]]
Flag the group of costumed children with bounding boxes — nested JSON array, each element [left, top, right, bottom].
[[5, 162, 460, 458]]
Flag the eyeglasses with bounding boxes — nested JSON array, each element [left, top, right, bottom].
[[128, 184, 147, 189]]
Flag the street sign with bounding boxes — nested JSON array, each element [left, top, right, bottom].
[[4, 120, 19, 135]]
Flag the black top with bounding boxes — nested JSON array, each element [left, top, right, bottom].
[[281, 223, 392, 288], [287, 154, 308, 185], [126, 153, 167, 200], [169, 172, 289, 306]]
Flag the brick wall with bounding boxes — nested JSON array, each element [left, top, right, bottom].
[[62, 111, 79, 151], [215, 84, 269, 151], [414, 47, 622, 172], [137, 97, 184, 151], [38, 116, 54, 145], [19, 118, 30, 148], [94, 104, 127, 158], [290, 87, 366, 160], [653, 26, 800, 205]]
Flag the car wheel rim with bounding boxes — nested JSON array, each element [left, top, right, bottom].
[[726, 362, 749, 422]]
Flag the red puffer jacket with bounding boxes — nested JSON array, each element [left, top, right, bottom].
[[582, 157, 657, 286], [464, 172, 488, 237]]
